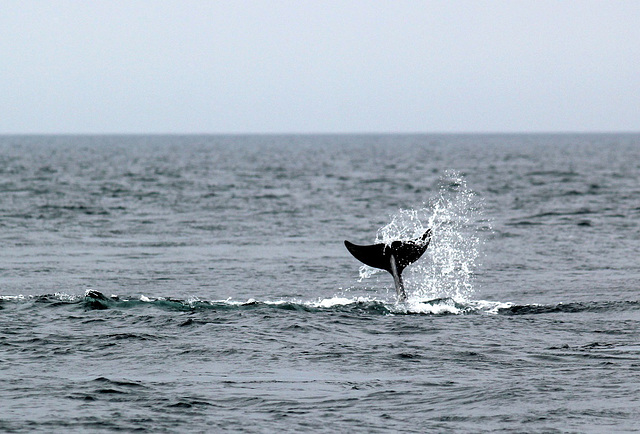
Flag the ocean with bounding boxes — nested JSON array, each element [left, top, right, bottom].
[[1, 134, 639, 432]]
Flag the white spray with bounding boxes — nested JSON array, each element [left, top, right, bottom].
[[358, 171, 484, 303]]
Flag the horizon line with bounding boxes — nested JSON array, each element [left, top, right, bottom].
[[1, 131, 639, 136]]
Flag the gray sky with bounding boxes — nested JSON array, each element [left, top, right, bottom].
[[1, 1, 639, 134]]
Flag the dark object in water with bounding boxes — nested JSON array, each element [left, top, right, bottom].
[[344, 229, 432, 302]]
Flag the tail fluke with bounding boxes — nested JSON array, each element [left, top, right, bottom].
[[344, 229, 432, 302]]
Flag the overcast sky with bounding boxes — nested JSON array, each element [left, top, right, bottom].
[[1, 1, 639, 134]]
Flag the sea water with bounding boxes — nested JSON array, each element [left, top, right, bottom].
[[1, 134, 639, 432]]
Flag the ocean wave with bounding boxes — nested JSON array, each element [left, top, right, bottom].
[[2, 290, 639, 317]]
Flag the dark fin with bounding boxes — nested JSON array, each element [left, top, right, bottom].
[[345, 229, 431, 303], [344, 240, 392, 272], [344, 229, 432, 274]]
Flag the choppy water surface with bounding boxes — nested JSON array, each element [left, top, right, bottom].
[[1, 134, 639, 432]]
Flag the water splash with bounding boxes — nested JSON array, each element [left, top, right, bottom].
[[358, 171, 485, 302]]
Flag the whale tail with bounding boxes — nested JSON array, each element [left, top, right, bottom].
[[344, 229, 432, 302]]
